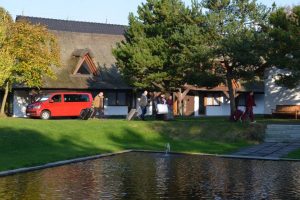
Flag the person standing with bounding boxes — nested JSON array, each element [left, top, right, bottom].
[[93, 92, 104, 118], [139, 90, 148, 120], [242, 91, 256, 123], [166, 95, 174, 120]]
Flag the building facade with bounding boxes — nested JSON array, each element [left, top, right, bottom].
[[264, 67, 300, 115], [13, 16, 134, 117], [11, 16, 266, 118]]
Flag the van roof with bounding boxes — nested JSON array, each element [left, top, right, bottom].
[[48, 92, 92, 95]]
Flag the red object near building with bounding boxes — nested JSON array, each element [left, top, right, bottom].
[[26, 92, 93, 119]]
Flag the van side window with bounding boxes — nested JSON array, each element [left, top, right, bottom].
[[64, 94, 90, 102], [52, 95, 62, 102]]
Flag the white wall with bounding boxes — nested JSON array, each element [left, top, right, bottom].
[[206, 96, 230, 116], [265, 67, 300, 114], [253, 94, 265, 114], [104, 106, 128, 116], [194, 96, 199, 116], [205, 94, 265, 116]]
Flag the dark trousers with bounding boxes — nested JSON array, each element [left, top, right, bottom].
[[93, 107, 104, 118], [140, 106, 147, 120], [242, 107, 254, 122]]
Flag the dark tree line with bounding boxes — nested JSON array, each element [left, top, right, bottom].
[[113, 0, 299, 115]]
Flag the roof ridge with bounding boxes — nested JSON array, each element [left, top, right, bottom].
[[16, 15, 127, 27], [16, 15, 127, 35]]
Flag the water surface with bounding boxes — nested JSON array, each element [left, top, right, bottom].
[[1, 152, 300, 199]]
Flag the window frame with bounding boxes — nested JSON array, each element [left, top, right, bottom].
[[63, 94, 90, 103], [206, 93, 221, 106], [105, 92, 127, 106]]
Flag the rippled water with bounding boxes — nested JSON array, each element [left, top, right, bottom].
[[1, 152, 300, 199]]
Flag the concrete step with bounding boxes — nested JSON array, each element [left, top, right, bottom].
[[266, 134, 300, 139], [264, 124, 300, 142], [265, 138, 300, 143], [267, 124, 300, 130], [265, 130, 300, 135]]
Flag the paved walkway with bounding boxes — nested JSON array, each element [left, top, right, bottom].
[[230, 142, 300, 158]]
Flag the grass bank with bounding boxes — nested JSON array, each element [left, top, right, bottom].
[[287, 150, 300, 159], [0, 117, 265, 171]]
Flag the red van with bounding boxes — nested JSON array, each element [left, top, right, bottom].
[[26, 92, 93, 119]]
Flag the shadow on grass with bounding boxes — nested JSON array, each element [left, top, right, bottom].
[[106, 124, 253, 155], [0, 127, 107, 171], [146, 119, 265, 142]]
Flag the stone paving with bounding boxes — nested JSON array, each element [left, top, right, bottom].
[[230, 142, 300, 158]]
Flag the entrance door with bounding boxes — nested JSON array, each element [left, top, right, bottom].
[[198, 93, 206, 115], [183, 95, 194, 116]]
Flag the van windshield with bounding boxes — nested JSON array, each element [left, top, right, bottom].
[[36, 95, 50, 102]]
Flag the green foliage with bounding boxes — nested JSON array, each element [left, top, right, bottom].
[[0, 7, 61, 115], [267, 6, 300, 88], [6, 19, 61, 87], [201, 0, 271, 114], [202, 0, 271, 79], [0, 7, 13, 86], [113, 0, 212, 90]]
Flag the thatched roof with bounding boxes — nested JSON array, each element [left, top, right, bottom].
[[15, 16, 131, 90], [16, 16, 126, 35]]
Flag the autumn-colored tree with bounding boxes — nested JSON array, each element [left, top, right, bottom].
[[0, 7, 14, 116], [0, 8, 60, 116]]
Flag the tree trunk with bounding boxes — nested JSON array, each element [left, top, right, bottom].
[[226, 70, 236, 116], [0, 81, 9, 116]]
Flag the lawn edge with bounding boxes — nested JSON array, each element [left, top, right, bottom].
[[2, 149, 300, 177], [0, 150, 132, 177]]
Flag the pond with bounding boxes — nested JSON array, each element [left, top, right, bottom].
[[0, 152, 300, 199]]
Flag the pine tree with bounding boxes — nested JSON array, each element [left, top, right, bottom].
[[201, 0, 271, 115], [267, 5, 300, 88], [113, 0, 212, 91]]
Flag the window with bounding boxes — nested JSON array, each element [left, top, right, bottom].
[[37, 95, 50, 102], [237, 94, 246, 106], [106, 92, 116, 106], [52, 95, 61, 102], [64, 94, 90, 102], [77, 61, 92, 75], [106, 92, 127, 106], [73, 53, 97, 76], [117, 92, 126, 105], [206, 93, 221, 106]]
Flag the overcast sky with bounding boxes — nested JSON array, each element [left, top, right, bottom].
[[1, 0, 299, 25]]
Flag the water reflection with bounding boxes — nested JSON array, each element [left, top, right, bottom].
[[1, 152, 300, 199]]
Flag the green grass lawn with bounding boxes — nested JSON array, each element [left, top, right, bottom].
[[0, 116, 278, 171]]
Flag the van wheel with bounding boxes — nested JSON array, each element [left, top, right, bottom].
[[41, 110, 51, 120]]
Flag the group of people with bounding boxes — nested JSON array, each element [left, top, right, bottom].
[[93, 90, 256, 122], [139, 90, 174, 121], [233, 91, 256, 123]]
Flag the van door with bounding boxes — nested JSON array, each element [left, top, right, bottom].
[[48, 94, 64, 116], [63, 94, 91, 116]]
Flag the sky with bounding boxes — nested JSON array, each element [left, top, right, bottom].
[[1, 0, 299, 25]]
